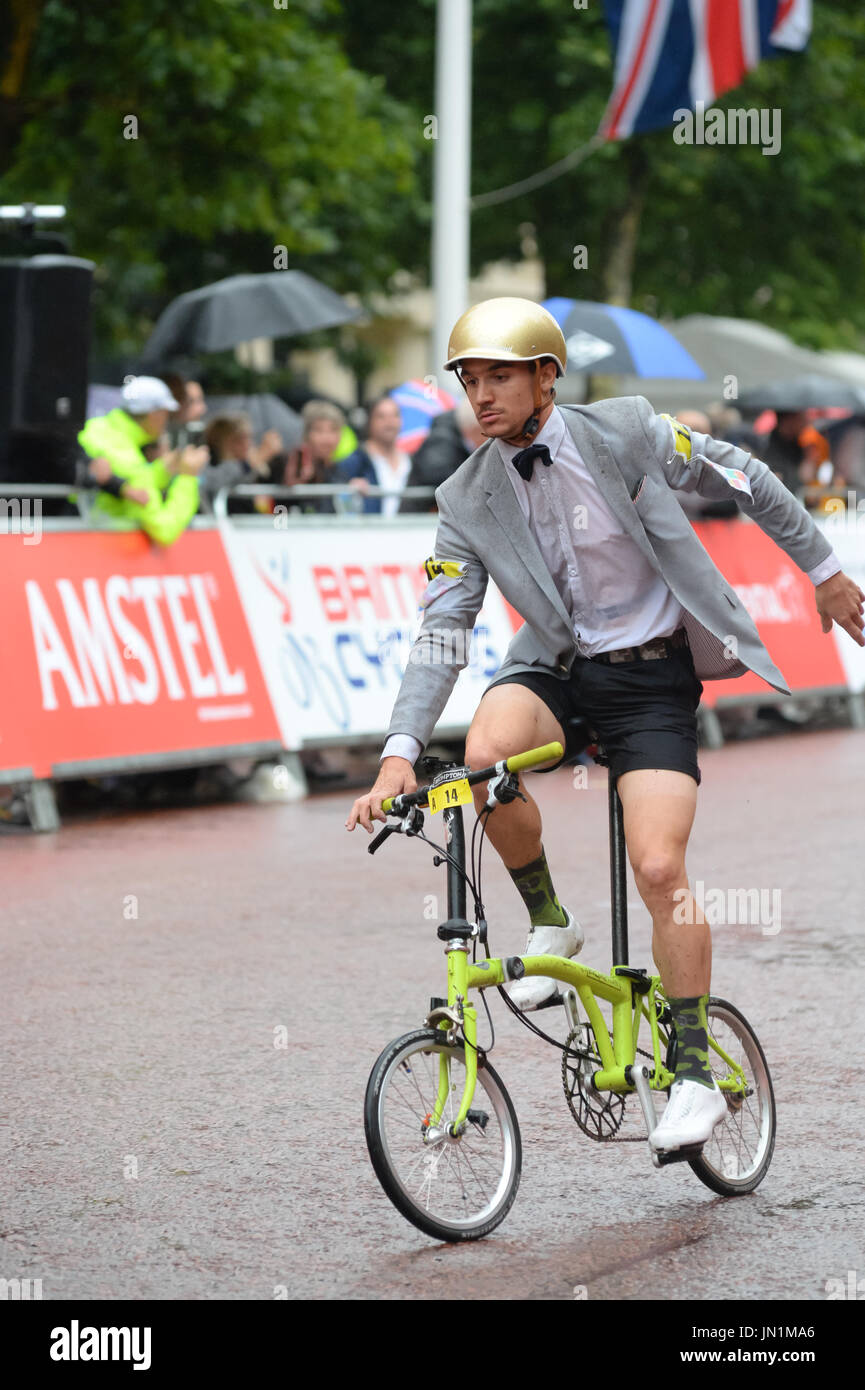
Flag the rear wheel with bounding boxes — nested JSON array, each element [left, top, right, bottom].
[[364, 1028, 522, 1242], [679, 997, 776, 1195]]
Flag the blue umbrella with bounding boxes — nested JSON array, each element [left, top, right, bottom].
[[542, 299, 705, 379], [541, 297, 577, 330]]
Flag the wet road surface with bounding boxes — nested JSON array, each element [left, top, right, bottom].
[[2, 728, 863, 1301]]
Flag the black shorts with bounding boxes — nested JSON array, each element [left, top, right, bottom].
[[485, 645, 704, 786]]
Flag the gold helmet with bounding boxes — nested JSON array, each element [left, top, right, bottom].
[[444, 297, 567, 377]]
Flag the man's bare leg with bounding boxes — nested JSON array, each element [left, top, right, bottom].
[[615, 767, 709, 996], [465, 683, 582, 1007], [616, 766, 723, 1148], [464, 683, 566, 867]]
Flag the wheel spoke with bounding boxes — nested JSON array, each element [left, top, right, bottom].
[[452, 1144, 493, 1203]]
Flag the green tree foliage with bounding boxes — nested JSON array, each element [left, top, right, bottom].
[[0, 0, 419, 355], [339, 0, 865, 348], [3, 0, 864, 358]]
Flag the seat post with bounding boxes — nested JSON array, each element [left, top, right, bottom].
[[608, 772, 629, 966]]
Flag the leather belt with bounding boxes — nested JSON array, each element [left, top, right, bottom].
[[590, 627, 689, 665]]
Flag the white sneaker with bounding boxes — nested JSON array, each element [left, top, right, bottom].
[[507, 908, 584, 1012], [649, 1077, 728, 1152]]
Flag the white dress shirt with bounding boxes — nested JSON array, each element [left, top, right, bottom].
[[498, 407, 686, 656], [382, 405, 840, 763], [367, 448, 412, 518]]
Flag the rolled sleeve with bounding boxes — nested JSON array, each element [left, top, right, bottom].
[[381, 734, 423, 763], [807, 553, 842, 586]]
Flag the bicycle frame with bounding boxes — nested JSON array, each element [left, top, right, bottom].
[[425, 781, 748, 1135]]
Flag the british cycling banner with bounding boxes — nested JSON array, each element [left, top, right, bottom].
[[0, 530, 283, 778], [219, 521, 518, 745]]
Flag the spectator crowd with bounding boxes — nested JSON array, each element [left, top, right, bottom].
[[69, 372, 865, 549]]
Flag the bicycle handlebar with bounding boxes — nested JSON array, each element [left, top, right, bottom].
[[506, 741, 564, 773], [381, 740, 564, 815]]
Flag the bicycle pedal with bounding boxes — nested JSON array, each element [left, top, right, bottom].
[[652, 1142, 705, 1166], [533, 990, 567, 1011]]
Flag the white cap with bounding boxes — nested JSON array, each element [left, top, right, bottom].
[[120, 375, 180, 414]]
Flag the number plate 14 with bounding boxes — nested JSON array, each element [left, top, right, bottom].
[[427, 777, 472, 815]]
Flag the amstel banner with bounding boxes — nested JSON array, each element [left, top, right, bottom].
[[0, 530, 283, 778]]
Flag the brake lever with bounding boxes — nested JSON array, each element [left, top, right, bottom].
[[367, 823, 398, 855], [484, 769, 526, 810], [367, 804, 424, 854]]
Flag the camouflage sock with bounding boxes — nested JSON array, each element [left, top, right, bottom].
[[669, 994, 714, 1089], [508, 850, 568, 928]]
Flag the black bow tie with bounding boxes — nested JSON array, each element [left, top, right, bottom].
[[511, 443, 553, 481]]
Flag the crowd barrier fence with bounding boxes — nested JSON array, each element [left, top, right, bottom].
[[0, 483, 862, 829]]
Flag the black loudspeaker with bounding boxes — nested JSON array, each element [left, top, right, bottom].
[[0, 432, 81, 511], [0, 255, 94, 437]]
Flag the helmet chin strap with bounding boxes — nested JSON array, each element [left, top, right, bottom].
[[519, 378, 554, 441]]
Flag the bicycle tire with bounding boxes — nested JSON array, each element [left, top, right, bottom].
[[364, 1028, 522, 1242], [686, 997, 776, 1196]]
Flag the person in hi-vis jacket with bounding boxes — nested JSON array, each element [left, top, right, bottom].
[[79, 376, 207, 546]]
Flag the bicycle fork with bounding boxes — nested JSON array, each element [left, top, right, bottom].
[[424, 941, 479, 1139]]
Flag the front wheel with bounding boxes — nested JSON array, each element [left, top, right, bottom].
[[364, 1028, 522, 1242], [686, 997, 776, 1196]]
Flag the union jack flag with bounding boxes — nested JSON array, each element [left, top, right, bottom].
[[600, 0, 812, 140]]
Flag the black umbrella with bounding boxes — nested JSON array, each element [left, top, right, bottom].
[[140, 271, 361, 363], [738, 375, 865, 413]]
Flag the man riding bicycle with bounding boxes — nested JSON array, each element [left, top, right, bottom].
[[346, 297, 864, 1153]]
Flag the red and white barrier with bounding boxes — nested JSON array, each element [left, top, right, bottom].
[[0, 513, 861, 785], [0, 530, 282, 779]]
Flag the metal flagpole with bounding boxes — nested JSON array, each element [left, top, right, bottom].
[[431, 0, 472, 380]]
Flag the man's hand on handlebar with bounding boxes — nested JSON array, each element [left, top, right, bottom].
[[345, 757, 417, 833]]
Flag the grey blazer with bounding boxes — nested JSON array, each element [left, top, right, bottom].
[[386, 396, 835, 749]]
